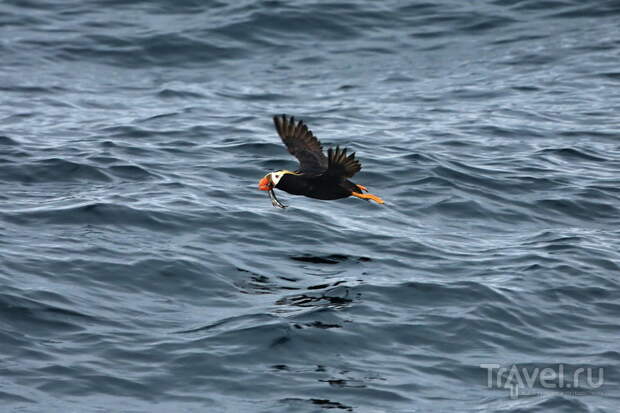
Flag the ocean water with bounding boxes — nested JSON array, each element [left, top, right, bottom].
[[1, 0, 619, 412]]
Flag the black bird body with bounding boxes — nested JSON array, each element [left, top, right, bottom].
[[277, 173, 359, 200], [258, 115, 384, 205]]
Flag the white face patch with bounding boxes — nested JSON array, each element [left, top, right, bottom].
[[270, 171, 285, 186]]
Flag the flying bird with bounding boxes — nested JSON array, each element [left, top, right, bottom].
[[258, 115, 384, 208]]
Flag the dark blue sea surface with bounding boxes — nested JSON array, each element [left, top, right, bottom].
[[1, 0, 619, 412]]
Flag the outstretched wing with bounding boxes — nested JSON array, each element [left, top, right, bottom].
[[325, 145, 361, 179], [273, 114, 327, 174]]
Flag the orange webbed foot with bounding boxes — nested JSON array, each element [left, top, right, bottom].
[[351, 191, 384, 204], [356, 184, 368, 193]]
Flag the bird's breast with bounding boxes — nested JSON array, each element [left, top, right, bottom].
[[277, 174, 312, 196]]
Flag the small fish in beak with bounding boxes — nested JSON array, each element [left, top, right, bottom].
[[268, 188, 287, 208]]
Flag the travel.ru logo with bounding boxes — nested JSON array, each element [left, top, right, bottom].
[[480, 363, 605, 399]]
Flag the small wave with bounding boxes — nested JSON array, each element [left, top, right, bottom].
[[157, 88, 206, 99], [290, 254, 371, 264], [0, 292, 94, 334], [535, 198, 618, 220], [0, 158, 111, 183], [4, 202, 194, 231], [0, 135, 19, 146], [47, 32, 245, 68], [107, 164, 158, 180], [537, 147, 610, 162], [547, 2, 620, 18]]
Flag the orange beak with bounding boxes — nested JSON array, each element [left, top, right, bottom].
[[258, 176, 273, 191]]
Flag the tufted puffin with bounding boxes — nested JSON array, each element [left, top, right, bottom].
[[258, 115, 384, 207]]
